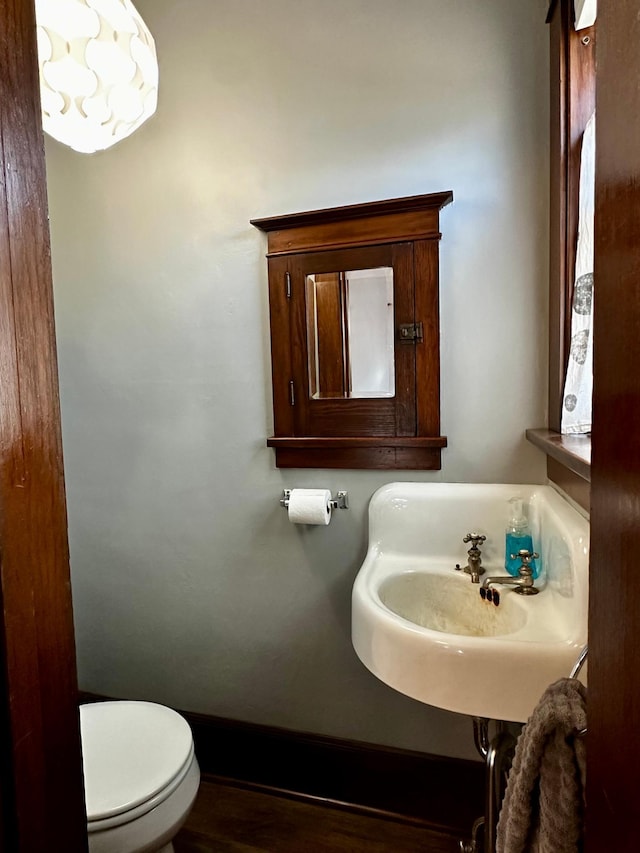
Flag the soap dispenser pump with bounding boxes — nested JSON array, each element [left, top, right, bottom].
[[505, 497, 538, 577]]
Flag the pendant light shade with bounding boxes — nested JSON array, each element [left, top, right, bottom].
[[35, 0, 159, 154]]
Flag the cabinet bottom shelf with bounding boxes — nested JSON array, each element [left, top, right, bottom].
[[267, 436, 447, 469]]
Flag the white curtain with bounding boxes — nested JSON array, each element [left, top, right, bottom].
[[574, 0, 597, 30], [562, 112, 595, 435]]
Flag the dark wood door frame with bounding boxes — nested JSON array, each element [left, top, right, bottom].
[[0, 0, 87, 849], [588, 2, 640, 850]]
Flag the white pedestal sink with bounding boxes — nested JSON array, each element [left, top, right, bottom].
[[351, 483, 589, 722]]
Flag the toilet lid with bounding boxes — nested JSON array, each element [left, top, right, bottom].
[[80, 701, 194, 822]]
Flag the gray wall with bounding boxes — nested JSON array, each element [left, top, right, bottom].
[[45, 0, 549, 761]]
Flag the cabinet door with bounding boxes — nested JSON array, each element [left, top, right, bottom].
[[285, 243, 416, 438]]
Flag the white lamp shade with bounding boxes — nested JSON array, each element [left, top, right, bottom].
[[35, 0, 159, 154]]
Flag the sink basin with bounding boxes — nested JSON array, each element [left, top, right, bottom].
[[351, 483, 589, 722], [379, 572, 528, 637]]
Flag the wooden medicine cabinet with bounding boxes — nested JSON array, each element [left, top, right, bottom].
[[251, 192, 452, 469]]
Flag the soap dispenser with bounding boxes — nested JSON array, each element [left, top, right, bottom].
[[505, 497, 538, 577]]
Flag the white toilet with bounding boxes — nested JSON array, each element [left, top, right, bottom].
[[80, 700, 201, 853]]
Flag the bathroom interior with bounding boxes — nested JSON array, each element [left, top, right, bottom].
[[4, 0, 639, 851], [47, 0, 549, 769]]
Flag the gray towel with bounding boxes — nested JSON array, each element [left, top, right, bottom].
[[496, 677, 587, 853]]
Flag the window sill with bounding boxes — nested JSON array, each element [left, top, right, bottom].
[[526, 428, 591, 482]]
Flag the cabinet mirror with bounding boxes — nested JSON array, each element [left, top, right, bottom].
[[306, 266, 395, 400], [251, 192, 453, 470]]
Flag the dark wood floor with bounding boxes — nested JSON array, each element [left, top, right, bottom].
[[174, 775, 465, 852]]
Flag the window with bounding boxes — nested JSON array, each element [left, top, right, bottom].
[[527, 1, 596, 508]]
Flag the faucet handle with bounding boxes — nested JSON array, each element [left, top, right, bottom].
[[510, 548, 539, 564], [510, 549, 539, 577], [463, 533, 486, 547]]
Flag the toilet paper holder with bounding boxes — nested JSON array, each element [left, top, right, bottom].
[[280, 489, 349, 510]]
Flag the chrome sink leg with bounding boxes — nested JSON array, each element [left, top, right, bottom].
[[483, 729, 516, 853], [463, 718, 517, 853], [459, 817, 485, 852], [472, 716, 490, 759]]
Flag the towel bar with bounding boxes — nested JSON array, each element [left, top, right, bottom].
[[570, 645, 588, 738], [570, 644, 588, 680]]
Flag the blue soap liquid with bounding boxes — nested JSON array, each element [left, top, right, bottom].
[[505, 532, 538, 578]]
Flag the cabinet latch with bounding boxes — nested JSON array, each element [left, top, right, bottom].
[[398, 322, 424, 343]]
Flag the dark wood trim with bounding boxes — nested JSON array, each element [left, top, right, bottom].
[[251, 191, 453, 233], [588, 2, 640, 848], [79, 693, 484, 837], [0, 625, 15, 849], [186, 712, 484, 833], [267, 436, 446, 470], [270, 446, 444, 469], [0, 0, 87, 849], [260, 215, 442, 258], [547, 0, 569, 431], [266, 255, 296, 438], [546, 457, 591, 513], [547, 1, 596, 431], [267, 436, 448, 449], [535, 2, 595, 486], [526, 428, 591, 481], [253, 193, 453, 258], [414, 239, 441, 437]]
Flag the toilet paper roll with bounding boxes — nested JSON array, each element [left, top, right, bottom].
[[287, 489, 332, 525]]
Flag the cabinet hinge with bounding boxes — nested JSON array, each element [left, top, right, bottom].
[[398, 322, 424, 343], [285, 271, 291, 299], [289, 380, 295, 406]]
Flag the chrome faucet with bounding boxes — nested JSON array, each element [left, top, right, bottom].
[[456, 533, 487, 583], [479, 549, 540, 604]]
